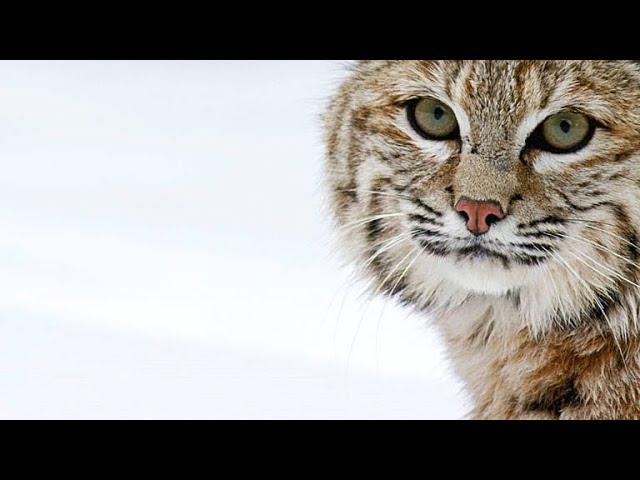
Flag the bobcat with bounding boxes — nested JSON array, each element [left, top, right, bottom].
[[323, 60, 640, 419]]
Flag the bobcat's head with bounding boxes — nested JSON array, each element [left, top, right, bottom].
[[323, 60, 640, 333]]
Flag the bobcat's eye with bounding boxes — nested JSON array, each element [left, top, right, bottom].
[[532, 111, 594, 153], [408, 98, 459, 140]]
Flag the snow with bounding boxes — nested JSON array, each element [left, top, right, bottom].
[[0, 60, 467, 419]]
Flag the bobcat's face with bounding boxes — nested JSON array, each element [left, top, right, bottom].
[[324, 61, 640, 328]]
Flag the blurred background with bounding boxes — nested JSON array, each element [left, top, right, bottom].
[[0, 60, 466, 419]]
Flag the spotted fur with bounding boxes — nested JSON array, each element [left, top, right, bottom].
[[323, 60, 640, 419]]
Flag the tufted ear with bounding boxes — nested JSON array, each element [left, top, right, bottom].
[[351, 60, 393, 72], [349, 60, 372, 70], [342, 60, 377, 74]]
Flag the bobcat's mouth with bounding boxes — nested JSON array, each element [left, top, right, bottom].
[[411, 227, 554, 269], [404, 197, 559, 269]]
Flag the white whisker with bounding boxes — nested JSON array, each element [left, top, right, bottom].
[[548, 249, 629, 368], [346, 245, 418, 375], [552, 232, 640, 291], [338, 188, 413, 201], [336, 213, 406, 235], [550, 231, 640, 282], [374, 247, 422, 372], [361, 232, 414, 271], [565, 219, 640, 254], [529, 244, 566, 329]]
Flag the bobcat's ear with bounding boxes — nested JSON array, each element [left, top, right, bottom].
[[351, 60, 392, 72], [348, 60, 371, 70]]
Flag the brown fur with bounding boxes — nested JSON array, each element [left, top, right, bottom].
[[323, 60, 640, 419]]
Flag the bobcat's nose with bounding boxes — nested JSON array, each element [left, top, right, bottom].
[[455, 197, 505, 236]]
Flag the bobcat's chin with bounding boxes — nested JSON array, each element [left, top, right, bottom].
[[430, 255, 529, 296]]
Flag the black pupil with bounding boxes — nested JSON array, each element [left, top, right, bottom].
[[433, 106, 444, 120], [560, 119, 571, 134]]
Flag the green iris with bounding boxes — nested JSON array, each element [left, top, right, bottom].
[[541, 111, 591, 151], [411, 98, 458, 139]]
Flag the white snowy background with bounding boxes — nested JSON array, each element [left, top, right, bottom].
[[0, 60, 466, 419]]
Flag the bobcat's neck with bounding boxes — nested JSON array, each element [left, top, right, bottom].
[[434, 291, 640, 419]]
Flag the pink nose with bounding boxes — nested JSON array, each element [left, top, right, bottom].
[[455, 198, 505, 235]]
